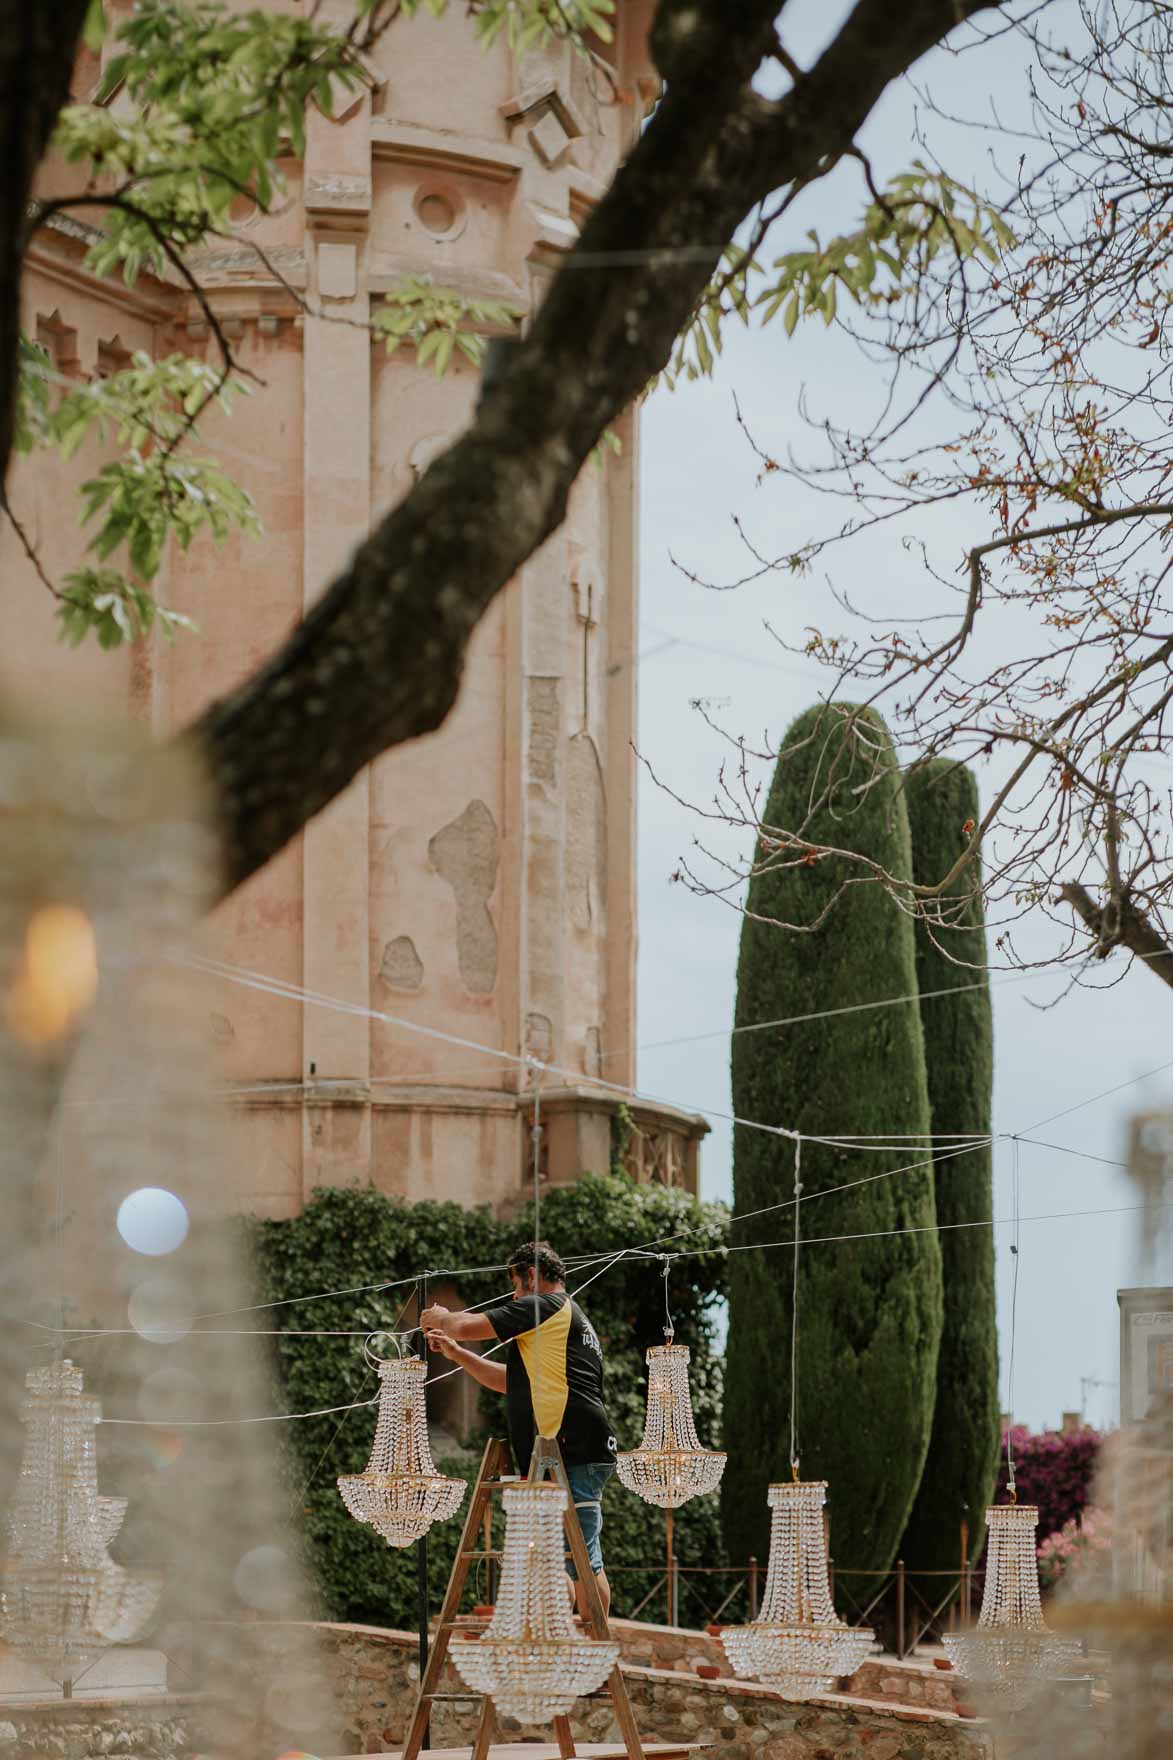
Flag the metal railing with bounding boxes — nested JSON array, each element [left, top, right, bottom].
[[600, 1548, 985, 1658], [475, 1522, 985, 1659]]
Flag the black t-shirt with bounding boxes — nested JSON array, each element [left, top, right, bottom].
[[486, 1291, 616, 1475]]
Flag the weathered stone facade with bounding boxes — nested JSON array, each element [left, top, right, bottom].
[[2, 1, 709, 1225]]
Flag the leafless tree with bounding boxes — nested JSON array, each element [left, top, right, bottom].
[[670, 0, 1173, 995]]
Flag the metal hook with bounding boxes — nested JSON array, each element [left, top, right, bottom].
[[364, 1329, 405, 1369], [660, 1254, 675, 1340]]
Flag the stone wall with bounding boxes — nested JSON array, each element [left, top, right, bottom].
[[0, 1626, 989, 1760], [609, 1620, 732, 1678], [0, 1693, 202, 1759], [845, 1658, 960, 1715], [274, 1622, 993, 1760]]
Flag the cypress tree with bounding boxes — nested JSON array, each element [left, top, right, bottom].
[[898, 760, 1000, 1582], [722, 704, 942, 1578]]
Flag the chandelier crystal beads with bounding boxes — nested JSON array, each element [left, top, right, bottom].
[[338, 1354, 465, 1548], [723, 1480, 874, 1701], [616, 1334, 726, 1507], [943, 1502, 1082, 1710], [449, 1482, 620, 1723], [0, 1359, 161, 1683]]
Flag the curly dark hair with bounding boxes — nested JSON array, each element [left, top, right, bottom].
[[506, 1240, 567, 1284]]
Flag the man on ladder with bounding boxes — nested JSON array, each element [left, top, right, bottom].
[[422, 1240, 618, 1618]]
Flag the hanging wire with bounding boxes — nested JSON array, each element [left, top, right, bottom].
[[79, 1185, 1172, 1427], [531, 1061, 544, 1458], [1004, 1136, 1022, 1502], [183, 952, 995, 1151], [296, 1292, 416, 1510], [660, 1256, 674, 1340], [788, 1136, 803, 1480]]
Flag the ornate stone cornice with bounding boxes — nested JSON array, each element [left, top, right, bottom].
[[370, 118, 523, 185]]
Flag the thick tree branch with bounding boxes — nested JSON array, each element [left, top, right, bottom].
[[0, 0, 90, 488], [195, 0, 1007, 895], [1059, 881, 1173, 993]]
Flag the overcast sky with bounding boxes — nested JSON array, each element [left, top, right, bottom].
[[632, 0, 1169, 1434]]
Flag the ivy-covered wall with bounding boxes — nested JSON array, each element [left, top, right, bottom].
[[245, 1174, 729, 1629]]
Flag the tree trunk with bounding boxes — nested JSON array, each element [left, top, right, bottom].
[[0, 0, 90, 489], [0, 0, 1007, 895]]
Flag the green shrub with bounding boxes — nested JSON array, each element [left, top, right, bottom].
[[899, 760, 1000, 1582], [246, 1174, 729, 1626], [723, 704, 943, 1579]]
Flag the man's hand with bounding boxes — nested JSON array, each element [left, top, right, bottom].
[[420, 1303, 451, 1333], [426, 1327, 508, 1395]]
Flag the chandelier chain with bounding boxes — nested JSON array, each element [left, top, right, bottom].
[[1006, 1136, 1021, 1498]]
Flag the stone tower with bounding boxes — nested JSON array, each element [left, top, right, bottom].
[[2, 0, 707, 1218]]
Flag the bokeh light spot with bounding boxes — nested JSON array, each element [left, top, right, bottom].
[[128, 1274, 195, 1343], [117, 1187, 189, 1256], [234, 1545, 302, 1616], [5, 904, 98, 1045]]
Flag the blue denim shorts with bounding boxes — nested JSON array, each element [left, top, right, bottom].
[[564, 1461, 615, 1580]]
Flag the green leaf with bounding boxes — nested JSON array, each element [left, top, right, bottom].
[[783, 292, 800, 338], [83, 0, 107, 53], [416, 330, 442, 368], [314, 71, 336, 116]]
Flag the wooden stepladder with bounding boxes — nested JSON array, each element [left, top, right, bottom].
[[400, 1436, 644, 1760]]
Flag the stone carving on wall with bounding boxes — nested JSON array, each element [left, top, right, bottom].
[[317, 239, 358, 298], [381, 936, 424, 992], [525, 1012, 553, 1063], [622, 1124, 686, 1189], [310, 58, 385, 123], [501, 80, 584, 170], [35, 310, 80, 377], [566, 731, 606, 932], [527, 678, 560, 793], [413, 184, 467, 241], [305, 174, 373, 224], [428, 800, 499, 994]]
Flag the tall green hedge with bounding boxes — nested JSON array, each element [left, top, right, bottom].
[[898, 760, 999, 1580], [245, 1173, 729, 1628], [722, 704, 943, 1578]]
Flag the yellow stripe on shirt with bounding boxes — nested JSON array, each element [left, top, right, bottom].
[[514, 1298, 572, 1439]]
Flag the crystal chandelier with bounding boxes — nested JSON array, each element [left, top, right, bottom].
[[449, 1482, 620, 1722], [338, 1352, 465, 1547], [723, 1480, 874, 1701], [943, 1502, 1082, 1710], [0, 1359, 161, 1683], [616, 1331, 726, 1507]]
